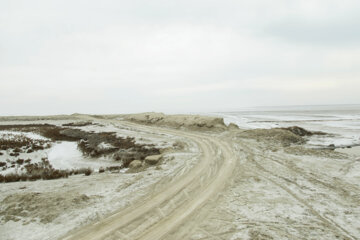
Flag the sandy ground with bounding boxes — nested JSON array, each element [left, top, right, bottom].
[[336, 146, 360, 157], [1, 113, 360, 240]]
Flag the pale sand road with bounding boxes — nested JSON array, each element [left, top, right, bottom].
[[61, 117, 359, 240], [62, 118, 237, 240]]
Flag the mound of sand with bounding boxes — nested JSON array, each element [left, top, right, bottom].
[[238, 128, 306, 146], [238, 126, 326, 146], [279, 126, 326, 136], [122, 112, 228, 131]]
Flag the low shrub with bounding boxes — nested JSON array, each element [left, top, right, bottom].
[[106, 166, 123, 172], [73, 167, 93, 176], [16, 159, 24, 165], [13, 148, 21, 153], [3, 173, 21, 182], [62, 121, 93, 127], [84, 168, 92, 176]]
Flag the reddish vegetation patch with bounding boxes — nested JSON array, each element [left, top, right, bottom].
[[0, 124, 160, 159], [62, 128, 160, 160], [0, 137, 49, 152], [0, 123, 161, 183], [0, 124, 80, 142], [0, 158, 94, 183]]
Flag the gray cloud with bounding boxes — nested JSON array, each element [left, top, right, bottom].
[[264, 16, 360, 46], [1, 0, 359, 115]]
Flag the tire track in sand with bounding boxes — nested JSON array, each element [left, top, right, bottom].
[[61, 120, 236, 240]]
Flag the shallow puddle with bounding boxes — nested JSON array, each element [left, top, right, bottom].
[[48, 142, 119, 170], [1, 131, 123, 174]]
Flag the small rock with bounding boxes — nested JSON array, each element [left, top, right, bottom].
[[328, 144, 335, 150], [145, 154, 162, 165], [129, 160, 142, 169]]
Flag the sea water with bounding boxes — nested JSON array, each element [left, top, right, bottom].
[[211, 104, 360, 149]]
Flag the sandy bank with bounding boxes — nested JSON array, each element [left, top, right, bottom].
[[119, 112, 231, 131]]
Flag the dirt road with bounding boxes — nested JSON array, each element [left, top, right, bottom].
[[61, 117, 360, 240], [62, 119, 237, 240]]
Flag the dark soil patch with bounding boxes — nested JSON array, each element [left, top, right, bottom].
[[62, 121, 93, 127]]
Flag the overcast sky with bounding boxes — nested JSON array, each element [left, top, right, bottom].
[[1, 0, 360, 115]]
